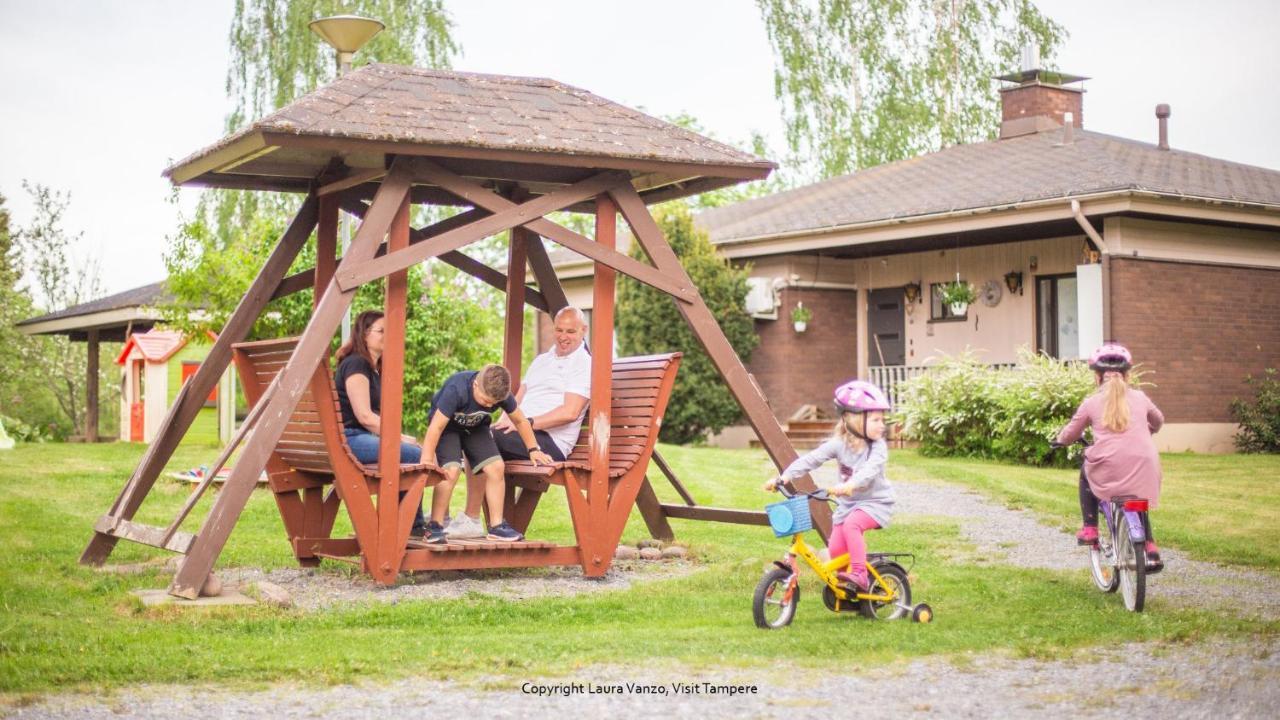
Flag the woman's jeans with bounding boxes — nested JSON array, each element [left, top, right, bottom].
[[344, 428, 426, 530]]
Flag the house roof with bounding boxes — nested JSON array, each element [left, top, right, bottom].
[[16, 281, 167, 328], [116, 330, 187, 365], [16, 281, 167, 340], [696, 128, 1280, 245], [165, 64, 774, 201]]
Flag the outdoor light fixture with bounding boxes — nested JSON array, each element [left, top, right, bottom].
[[1029, 255, 1039, 272], [1004, 271, 1023, 296], [309, 14, 385, 74], [903, 281, 922, 304]]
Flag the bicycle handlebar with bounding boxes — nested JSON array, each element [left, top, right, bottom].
[[775, 481, 832, 502]]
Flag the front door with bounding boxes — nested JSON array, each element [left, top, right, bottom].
[[1036, 274, 1079, 359], [867, 287, 906, 366]]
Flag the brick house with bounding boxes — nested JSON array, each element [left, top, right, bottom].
[[544, 63, 1280, 453]]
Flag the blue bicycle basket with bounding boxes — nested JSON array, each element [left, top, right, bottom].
[[765, 495, 813, 538]]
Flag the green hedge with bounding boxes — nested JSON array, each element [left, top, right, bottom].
[[1231, 368, 1280, 453], [896, 349, 1098, 467]]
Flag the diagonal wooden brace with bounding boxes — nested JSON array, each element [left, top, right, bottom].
[[168, 160, 415, 598]]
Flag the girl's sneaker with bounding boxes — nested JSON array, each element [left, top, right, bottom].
[[836, 571, 869, 594], [445, 513, 485, 539], [487, 521, 525, 542], [1076, 525, 1099, 545], [1145, 542, 1164, 574]]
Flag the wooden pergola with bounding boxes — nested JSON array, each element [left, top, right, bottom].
[[80, 64, 830, 597]]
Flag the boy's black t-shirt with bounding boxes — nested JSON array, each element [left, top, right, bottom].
[[335, 354, 380, 432], [429, 370, 517, 432]]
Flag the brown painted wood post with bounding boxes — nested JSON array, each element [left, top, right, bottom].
[[504, 228, 528, 386], [81, 195, 319, 567], [608, 185, 832, 540], [374, 192, 411, 584], [584, 194, 616, 574], [85, 329, 99, 443], [168, 168, 409, 598], [524, 233, 569, 316], [316, 195, 339, 307]]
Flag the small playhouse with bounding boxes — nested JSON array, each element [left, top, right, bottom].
[[115, 329, 236, 444]]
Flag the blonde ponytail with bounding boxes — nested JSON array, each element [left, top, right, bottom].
[[833, 412, 868, 453], [1101, 373, 1130, 433]]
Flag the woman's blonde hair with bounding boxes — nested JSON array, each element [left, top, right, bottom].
[[833, 412, 868, 452], [1100, 371, 1130, 433]]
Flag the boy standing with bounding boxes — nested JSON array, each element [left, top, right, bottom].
[[421, 364, 551, 543]]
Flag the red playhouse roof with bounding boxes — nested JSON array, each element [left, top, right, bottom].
[[115, 330, 187, 365]]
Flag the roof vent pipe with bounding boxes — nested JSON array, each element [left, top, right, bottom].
[[1063, 112, 1074, 145], [1156, 104, 1171, 150], [1021, 43, 1041, 72]]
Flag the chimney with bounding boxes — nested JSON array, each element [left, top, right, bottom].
[[1156, 104, 1171, 150], [996, 44, 1089, 139]]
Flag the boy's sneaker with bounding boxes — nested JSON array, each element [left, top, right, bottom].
[[487, 521, 524, 542], [445, 513, 484, 539], [410, 521, 429, 539], [1076, 525, 1099, 546], [1145, 541, 1165, 574], [425, 520, 448, 545], [836, 571, 869, 594]]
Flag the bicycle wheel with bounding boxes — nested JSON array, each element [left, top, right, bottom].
[[1090, 511, 1120, 593], [1117, 514, 1147, 612], [753, 566, 799, 629], [859, 564, 911, 621]]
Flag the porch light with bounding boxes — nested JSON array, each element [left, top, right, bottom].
[[1004, 271, 1024, 296], [904, 281, 922, 305]]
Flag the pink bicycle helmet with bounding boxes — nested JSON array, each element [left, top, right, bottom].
[[1088, 343, 1133, 373], [833, 380, 891, 414]]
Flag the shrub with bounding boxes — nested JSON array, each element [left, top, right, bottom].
[[897, 348, 1099, 467], [1231, 368, 1280, 453]]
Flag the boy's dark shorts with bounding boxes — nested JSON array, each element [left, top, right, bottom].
[[436, 426, 501, 472]]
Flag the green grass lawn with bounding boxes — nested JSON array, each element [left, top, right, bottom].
[[0, 441, 1275, 695], [891, 449, 1280, 569]]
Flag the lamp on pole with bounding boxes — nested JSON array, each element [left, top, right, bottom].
[[310, 14, 384, 342]]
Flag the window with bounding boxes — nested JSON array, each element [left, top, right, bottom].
[[929, 281, 968, 321], [1036, 274, 1079, 359]]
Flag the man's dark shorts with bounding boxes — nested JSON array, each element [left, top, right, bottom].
[[437, 427, 502, 472], [493, 428, 565, 462]]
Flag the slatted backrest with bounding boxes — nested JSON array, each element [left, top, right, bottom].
[[231, 337, 338, 476], [563, 353, 682, 477]]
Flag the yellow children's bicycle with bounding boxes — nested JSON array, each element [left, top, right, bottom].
[[752, 485, 933, 629]]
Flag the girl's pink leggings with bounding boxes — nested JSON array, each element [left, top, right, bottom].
[[828, 509, 880, 581]]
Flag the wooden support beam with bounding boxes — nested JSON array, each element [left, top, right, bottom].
[[610, 184, 832, 541], [634, 477, 675, 541], [404, 158, 694, 303], [651, 449, 696, 506], [93, 516, 197, 554], [336, 169, 630, 290], [316, 194, 339, 307], [375, 193, 411, 584], [318, 168, 385, 196], [80, 194, 319, 567], [85, 329, 99, 443], [504, 227, 528, 385], [588, 195, 616, 522], [168, 162, 412, 598], [658, 504, 770, 526], [524, 232, 569, 315]]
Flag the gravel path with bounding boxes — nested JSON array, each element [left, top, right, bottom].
[[12, 473, 1279, 718]]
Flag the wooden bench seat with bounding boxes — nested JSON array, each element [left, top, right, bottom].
[[233, 337, 445, 567], [500, 352, 682, 573]]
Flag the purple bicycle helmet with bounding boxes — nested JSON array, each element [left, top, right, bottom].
[[833, 380, 891, 414], [1088, 343, 1133, 373]]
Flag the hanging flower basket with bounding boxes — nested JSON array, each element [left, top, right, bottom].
[[791, 302, 812, 332], [939, 280, 976, 316]]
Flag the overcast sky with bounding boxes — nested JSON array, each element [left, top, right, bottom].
[[2, 0, 1277, 301]]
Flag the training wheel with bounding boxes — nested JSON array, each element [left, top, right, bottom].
[[912, 603, 933, 623]]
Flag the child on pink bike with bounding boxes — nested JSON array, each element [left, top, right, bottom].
[[763, 380, 895, 593], [1056, 343, 1166, 572]]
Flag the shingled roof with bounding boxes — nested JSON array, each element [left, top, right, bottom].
[[166, 64, 773, 201], [697, 128, 1280, 244], [17, 281, 167, 328]]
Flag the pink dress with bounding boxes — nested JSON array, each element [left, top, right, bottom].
[[1056, 388, 1165, 508]]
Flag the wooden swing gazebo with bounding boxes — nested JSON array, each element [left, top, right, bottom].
[[80, 64, 830, 598]]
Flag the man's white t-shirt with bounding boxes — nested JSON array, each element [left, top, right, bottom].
[[520, 344, 592, 457]]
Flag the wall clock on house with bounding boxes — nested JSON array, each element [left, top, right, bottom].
[[980, 279, 1003, 307]]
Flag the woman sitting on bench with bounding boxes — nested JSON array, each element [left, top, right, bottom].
[[335, 309, 427, 536]]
